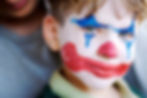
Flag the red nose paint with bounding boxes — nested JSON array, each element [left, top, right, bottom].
[[62, 42, 131, 79], [98, 42, 118, 58]]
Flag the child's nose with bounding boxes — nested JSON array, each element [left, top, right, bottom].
[[98, 41, 118, 58]]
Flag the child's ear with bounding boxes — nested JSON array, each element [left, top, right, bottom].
[[43, 15, 60, 52]]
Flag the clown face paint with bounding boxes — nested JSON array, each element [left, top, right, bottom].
[[72, 15, 135, 53], [124, 40, 135, 59], [58, 0, 135, 89], [84, 32, 95, 48]]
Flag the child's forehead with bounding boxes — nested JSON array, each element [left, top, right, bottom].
[[67, 0, 134, 29], [94, 8, 133, 28]]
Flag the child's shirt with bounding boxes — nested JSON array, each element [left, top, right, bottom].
[[42, 70, 138, 98]]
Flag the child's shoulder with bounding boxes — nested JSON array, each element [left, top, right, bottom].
[[114, 79, 139, 98], [50, 70, 90, 98]]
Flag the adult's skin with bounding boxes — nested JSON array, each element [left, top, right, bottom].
[[0, 0, 59, 98], [0, 0, 44, 35]]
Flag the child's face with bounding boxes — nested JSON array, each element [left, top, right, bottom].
[[44, 0, 136, 89], [58, 1, 135, 89]]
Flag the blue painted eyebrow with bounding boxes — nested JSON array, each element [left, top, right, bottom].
[[72, 15, 135, 35], [117, 20, 135, 35], [72, 15, 107, 28]]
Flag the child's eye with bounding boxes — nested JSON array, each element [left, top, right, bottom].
[[97, 28, 107, 34], [84, 26, 95, 32], [120, 33, 133, 40]]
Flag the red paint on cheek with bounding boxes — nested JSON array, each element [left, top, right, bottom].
[[61, 42, 131, 78]]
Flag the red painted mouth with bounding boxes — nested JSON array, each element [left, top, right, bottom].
[[62, 42, 131, 78]]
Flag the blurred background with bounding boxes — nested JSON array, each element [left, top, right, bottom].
[[125, 20, 147, 98], [0, 0, 59, 98]]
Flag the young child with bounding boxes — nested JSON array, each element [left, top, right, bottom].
[[42, 0, 147, 98]]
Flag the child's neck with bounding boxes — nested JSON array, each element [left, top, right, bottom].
[[61, 67, 121, 98], [62, 67, 89, 91]]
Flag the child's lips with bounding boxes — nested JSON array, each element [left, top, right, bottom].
[[62, 42, 131, 78], [10, 0, 28, 10], [82, 59, 130, 78]]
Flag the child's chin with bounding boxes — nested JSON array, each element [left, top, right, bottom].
[[73, 71, 119, 89]]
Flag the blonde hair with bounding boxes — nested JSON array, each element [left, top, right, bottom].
[[48, 0, 147, 22], [126, 0, 147, 20]]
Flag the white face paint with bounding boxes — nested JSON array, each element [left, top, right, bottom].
[[59, 0, 136, 89]]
